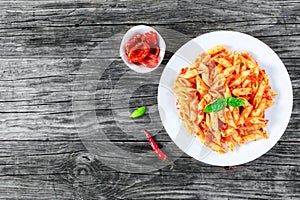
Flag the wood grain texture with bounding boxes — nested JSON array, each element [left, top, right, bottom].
[[0, 0, 299, 199]]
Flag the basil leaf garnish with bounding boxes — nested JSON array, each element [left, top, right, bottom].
[[130, 106, 147, 118], [226, 97, 245, 108], [204, 98, 227, 113]]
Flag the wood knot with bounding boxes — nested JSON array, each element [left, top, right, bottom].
[[57, 152, 100, 184], [71, 153, 97, 178]]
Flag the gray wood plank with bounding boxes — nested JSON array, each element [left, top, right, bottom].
[[0, 140, 299, 199]]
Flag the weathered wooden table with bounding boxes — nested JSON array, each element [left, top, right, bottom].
[[0, 0, 299, 199]]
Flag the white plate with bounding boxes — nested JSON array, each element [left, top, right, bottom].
[[158, 31, 293, 166]]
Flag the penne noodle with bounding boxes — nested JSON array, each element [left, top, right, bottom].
[[223, 65, 236, 77], [234, 51, 241, 75], [242, 133, 264, 144], [241, 124, 267, 131], [190, 109, 197, 123], [253, 80, 266, 108], [224, 84, 232, 98], [207, 45, 226, 55], [210, 112, 221, 141], [182, 68, 200, 79], [241, 61, 247, 71], [265, 100, 275, 109], [211, 77, 226, 92], [224, 136, 235, 152], [198, 98, 206, 111], [261, 130, 269, 139], [241, 56, 257, 69], [241, 51, 258, 66], [215, 64, 224, 74], [214, 57, 233, 68], [196, 75, 209, 95], [217, 109, 226, 123], [229, 70, 251, 87], [176, 77, 192, 87], [242, 79, 251, 88], [253, 129, 268, 139], [209, 142, 226, 154], [222, 127, 236, 137], [232, 107, 240, 123], [197, 113, 204, 125], [231, 129, 242, 146], [271, 91, 278, 97], [206, 113, 211, 130], [247, 117, 268, 125], [261, 69, 270, 83], [225, 108, 237, 128], [196, 129, 206, 143], [232, 88, 252, 96], [251, 98, 267, 117], [238, 105, 253, 125]]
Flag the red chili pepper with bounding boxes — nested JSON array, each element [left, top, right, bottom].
[[143, 130, 174, 169], [144, 129, 167, 160]]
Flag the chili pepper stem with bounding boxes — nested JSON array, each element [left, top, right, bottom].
[[164, 157, 175, 170]]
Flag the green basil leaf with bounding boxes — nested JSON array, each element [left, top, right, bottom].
[[204, 98, 226, 113], [225, 97, 245, 108], [130, 106, 147, 118]]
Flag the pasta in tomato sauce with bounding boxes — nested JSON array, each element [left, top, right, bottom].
[[173, 46, 277, 153]]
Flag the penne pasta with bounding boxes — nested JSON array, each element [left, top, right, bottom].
[[173, 46, 276, 154], [214, 57, 232, 68], [253, 80, 266, 108], [232, 88, 252, 96], [237, 105, 253, 125], [232, 107, 240, 123], [225, 108, 237, 128], [234, 51, 241, 75], [182, 68, 200, 79], [222, 127, 236, 137], [224, 136, 235, 152], [210, 113, 221, 142], [242, 133, 264, 144], [207, 45, 226, 55], [230, 70, 251, 87], [231, 129, 242, 146]]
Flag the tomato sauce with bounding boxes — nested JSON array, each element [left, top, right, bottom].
[[125, 31, 160, 68]]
